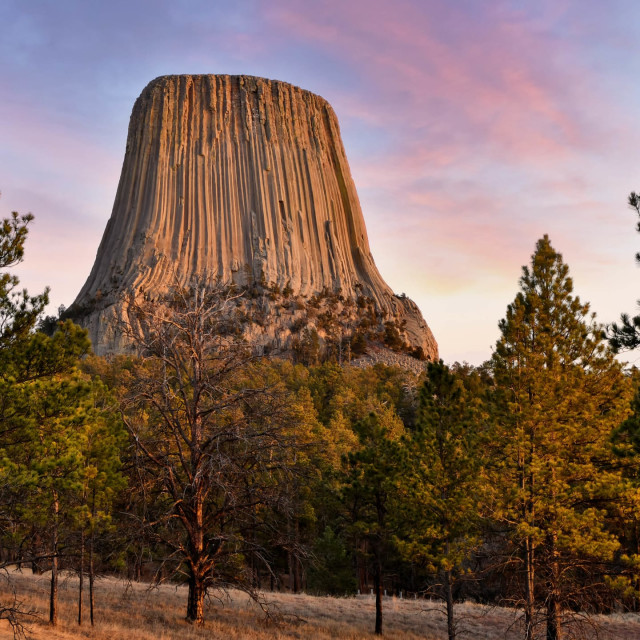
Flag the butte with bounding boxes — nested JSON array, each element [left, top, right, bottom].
[[68, 75, 438, 363]]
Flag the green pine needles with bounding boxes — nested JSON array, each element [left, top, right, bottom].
[[491, 235, 632, 640]]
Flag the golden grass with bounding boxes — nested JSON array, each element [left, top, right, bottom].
[[1, 570, 640, 639]]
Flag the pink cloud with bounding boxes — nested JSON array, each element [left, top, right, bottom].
[[264, 0, 620, 170]]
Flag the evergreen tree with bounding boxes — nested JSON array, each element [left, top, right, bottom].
[[491, 236, 632, 640], [612, 371, 640, 457], [340, 410, 404, 635], [0, 211, 48, 351], [606, 371, 640, 608], [609, 191, 640, 351], [71, 376, 126, 626], [397, 360, 485, 640], [0, 206, 93, 629], [302, 361, 416, 607], [0, 372, 125, 625], [307, 526, 357, 595], [0, 207, 90, 425]]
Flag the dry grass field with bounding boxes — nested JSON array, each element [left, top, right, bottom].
[[1, 570, 640, 639]]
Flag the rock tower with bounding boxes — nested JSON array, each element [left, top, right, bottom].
[[70, 75, 437, 360]]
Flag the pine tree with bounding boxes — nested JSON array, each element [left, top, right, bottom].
[[609, 192, 640, 351], [0, 372, 125, 626], [0, 207, 90, 415], [0, 206, 93, 629], [491, 236, 632, 640], [72, 376, 126, 626], [0, 211, 48, 351], [397, 360, 485, 640], [340, 410, 404, 635]]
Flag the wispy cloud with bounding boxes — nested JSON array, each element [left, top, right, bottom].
[[2, 0, 640, 363]]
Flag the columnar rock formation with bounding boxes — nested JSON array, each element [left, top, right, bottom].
[[70, 74, 437, 359]]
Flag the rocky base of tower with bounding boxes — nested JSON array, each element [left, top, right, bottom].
[[69, 279, 437, 363]]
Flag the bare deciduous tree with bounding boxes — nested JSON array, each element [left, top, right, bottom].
[[119, 280, 310, 624]]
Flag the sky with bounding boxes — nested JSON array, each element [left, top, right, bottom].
[[2, 0, 640, 365]]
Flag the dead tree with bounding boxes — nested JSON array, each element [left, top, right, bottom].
[[120, 280, 306, 624]]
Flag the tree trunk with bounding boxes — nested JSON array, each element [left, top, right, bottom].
[[547, 593, 561, 640], [78, 528, 84, 625], [293, 556, 300, 593], [545, 467, 561, 640], [373, 487, 386, 636], [187, 572, 205, 624], [373, 547, 383, 635], [288, 549, 295, 592], [444, 568, 456, 640], [186, 491, 206, 624], [49, 493, 59, 626], [287, 517, 300, 594], [546, 538, 561, 640], [523, 433, 536, 640], [524, 535, 535, 640], [89, 489, 96, 626], [294, 518, 301, 593], [358, 538, 368, 594], [89, 528, 95, 626], [31, 530, 44, 574], [635, 520, 640, 613]]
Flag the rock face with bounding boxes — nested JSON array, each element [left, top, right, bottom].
[[70, 75, 437, 359]]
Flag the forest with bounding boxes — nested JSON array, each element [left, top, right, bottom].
[[1, 211, 640, 640]]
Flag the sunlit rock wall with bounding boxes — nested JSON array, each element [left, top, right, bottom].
[[71, 75, 437, 359]]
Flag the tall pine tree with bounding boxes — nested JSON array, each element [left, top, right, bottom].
[[397, 360, 485, 640], [0, 206, 92, 629], [340, 410, 403, 636], [491, 235, 631, 640]]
